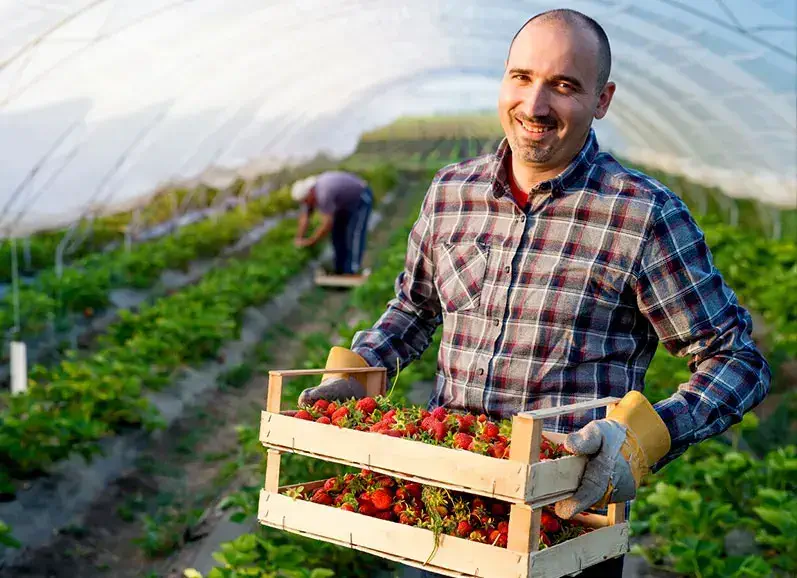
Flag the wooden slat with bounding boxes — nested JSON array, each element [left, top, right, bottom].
[[258, 490, 528, 578], [365, 369, 387, 397], [507, 416, 541, 553], [269, 367, 387, 378], [266, 373, 283, 412], [264, 450, 281, 492], [260, 412, 530, 502], [607, 503, 625, 525], [517, 398, 621, 420], [529, 523, 628, 578]]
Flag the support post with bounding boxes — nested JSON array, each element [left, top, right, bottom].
[[507, 414, 543, 554]]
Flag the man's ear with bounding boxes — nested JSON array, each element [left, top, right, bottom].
[[594, 81, 616, 120]]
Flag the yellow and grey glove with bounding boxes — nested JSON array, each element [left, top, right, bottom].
[[554, 391, 671, 519], [297, 346, 369, 406]]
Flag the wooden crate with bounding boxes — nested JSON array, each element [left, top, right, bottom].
[[257, 366, 628, 577], [259, 481, 628, 578], [260, 367, 622, 508], [314, 268, 371, 288]]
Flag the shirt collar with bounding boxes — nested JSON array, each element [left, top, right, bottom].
[[490, 128, 599, 199]]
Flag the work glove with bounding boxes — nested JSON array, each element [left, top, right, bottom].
[[296, 346, 369, 406], [554, 391, 671, 519]]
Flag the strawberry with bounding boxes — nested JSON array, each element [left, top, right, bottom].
[[340, 503, 355, 512], [480, 422, 500, 441], [393, 503, 405, 516], [313, 399, 330, 413], [478, 414, 488, 423], [456, 520, 473, 537], [405, 483, 422, 501], [471, 498, 486, 510], [491, 531, 508, 547], [358, 502, 377, 516], [310, 490, 333, 505], [540, 533, 552, 547], [384, 429, 404, 438], [430, 406, 448, 421], [497, 521, 509, 533], [370, 488, 393, 511], [395, 487, 408, 501], [374, 475, 395, 488], [453, 433, 474, 449], [316, 416, 331, 424], [343, 473, 355, 484], [490, 502, 507, 517], [540, 511, 560, 534], [383, 409, 397, 421], [361, 469, 374, 477], [404, 423, 419, 437], [374, 511, 394, 521], [331, 406, 349, 426], [295, 410, 313, 421], [370, 422, 389, 433], [421, 416, 436, 432], [456, 414, 476, 433], [323, 477, 342, 492], [469, 529, 488, 542], [325, 402, 338, 417], [355, 397, 377, 415], [488, 442, 509, 459], [419, 409, 431, 419], [399, 512, 415, 525], [428, 419, 447, 442]]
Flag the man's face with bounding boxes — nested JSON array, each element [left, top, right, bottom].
[[498, 20, 614, 171]]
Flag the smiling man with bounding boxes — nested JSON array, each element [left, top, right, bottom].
[[298, 9, 770, 577]]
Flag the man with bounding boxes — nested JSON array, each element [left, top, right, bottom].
[[292, 170, 373, 275], [298, 9, 770, 577]]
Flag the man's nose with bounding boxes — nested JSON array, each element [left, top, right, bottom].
[[519, 82, 551, 118]]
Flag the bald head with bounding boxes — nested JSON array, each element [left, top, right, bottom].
[[508, 9, 612, 93]]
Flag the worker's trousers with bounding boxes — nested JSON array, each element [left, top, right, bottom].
[[331, 186, 372, 274]]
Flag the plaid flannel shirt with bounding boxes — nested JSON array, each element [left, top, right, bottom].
[[351, 129, 770, 468]]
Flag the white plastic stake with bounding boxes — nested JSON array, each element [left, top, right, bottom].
[[10, 341, 27, 395]]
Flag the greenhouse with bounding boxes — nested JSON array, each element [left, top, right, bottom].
[[0, 1, 795, 577]]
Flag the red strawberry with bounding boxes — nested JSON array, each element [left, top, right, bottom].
[[316, 416, 331, 424], [453, 433, 474, 449], [480, 422, 500, 441], [295, 410, 313, 421], [361, 469, 374, 477], [497, 435, 509, 444], [340, 503, 355, 512], [540, 533, 552, 547], [331, 406, 349, 426], [471, 498, 486, 510], [323, 477, 341, 492], [375, 476, 395, 488], [428, 419, 447, 442], [405, 483, 422, 501], [404, 423, 419, 437], [343, 473, 355, 484], [393, 503, 405, 516], [313, 399, 330, 413], [419, 409, 431, 419], [358, 502, 377, 516], [399, 512, 415, 525], [325, 402, 338, 417], [384, 429, 404, 438], [421, 416, 436, 432], [456, 414, 476, 432], [478, 414, 488, 423], [370, 488, 393, 511], [374, 511, 394, 521], [469, 529, 488, 542], [491, 532, 508, 547], [541, 511, 560, 534], [497, 521, 509, 533], [355, 397, 377, 415], [370, 422, 389, 433], [383, 409, 397, 421], [310, 490, 333, 505], [456, 520, 473, 537], [430, 407, 448, 421], [395, 487, 408, 501], [490, 502, 508, 517], [488, 442, 509, 459]]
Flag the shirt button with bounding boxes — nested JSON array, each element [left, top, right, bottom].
[[493, 318, 500, 327], [504, 266, 511, 274], [478, 368, 485, 376]]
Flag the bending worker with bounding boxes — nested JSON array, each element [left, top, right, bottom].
[[297, 8, 770, 578], [291, 170, 373, 275]]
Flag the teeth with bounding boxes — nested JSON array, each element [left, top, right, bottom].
[[518, 119, 551, 133]]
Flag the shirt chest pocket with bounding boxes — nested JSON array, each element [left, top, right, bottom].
[[435, 241, 490, 313]]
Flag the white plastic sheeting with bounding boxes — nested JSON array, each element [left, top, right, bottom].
[[1, 0, 795, 236]]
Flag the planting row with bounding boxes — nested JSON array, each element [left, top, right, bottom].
[[0, 217, 322, 494]]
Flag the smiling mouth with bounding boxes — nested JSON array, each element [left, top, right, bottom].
[[515, 117, 556, 135]]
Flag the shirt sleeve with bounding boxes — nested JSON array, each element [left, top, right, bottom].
[[351, 178, 443, 376], [633, 196, 771, 470]]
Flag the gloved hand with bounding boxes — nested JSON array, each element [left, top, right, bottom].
[[296, 346, 370, 407], [554, 391, 671, 519]]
